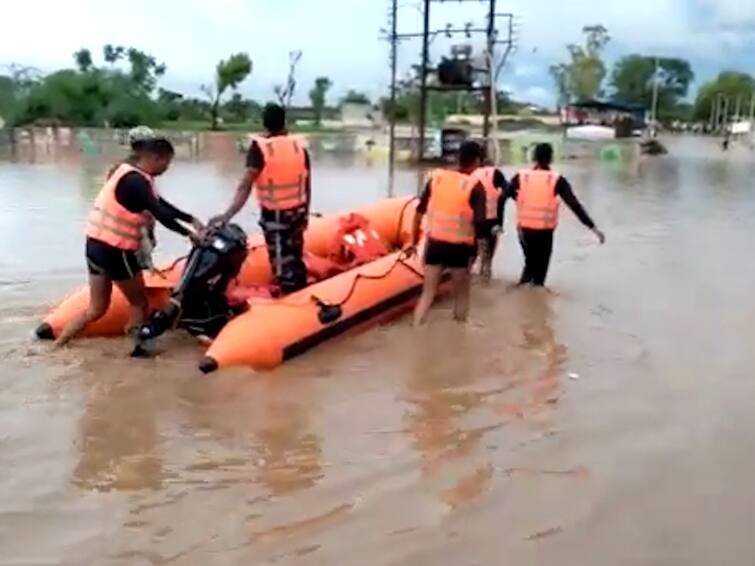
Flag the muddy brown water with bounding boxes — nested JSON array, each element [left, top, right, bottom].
[[2, 135, 755, 565]]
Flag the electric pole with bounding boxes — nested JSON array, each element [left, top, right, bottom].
[[388, 0, 398, 190], [417, 0, 431, 162]]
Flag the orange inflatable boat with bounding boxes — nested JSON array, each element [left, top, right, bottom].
[[37, 197, 432, 372]]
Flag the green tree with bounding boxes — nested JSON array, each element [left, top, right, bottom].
[[103, 44, 125, 64], [125, 48, 166, 93], [611, 55, 694, 120], [73, 49, 93, 72], [158, 88, 183, 121], [341, 90, 371, 105], [550, 25, 610, 104], [201, 52, 253, 130], [693, 71, 755, 121], [611, 56, 692, 108], [309, 76, 333, 125], [13, 46, 166, 127], [223, 92, 260, 123], [0, 76, 17, 124]]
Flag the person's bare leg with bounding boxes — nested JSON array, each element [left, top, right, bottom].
[[451, 267, 472, 322], [476, 238, 488, 279], [413, 265, 443, 326], [483, 234, 499, 281], [54, 274, 112, 347], [115, 273, 148, 336]]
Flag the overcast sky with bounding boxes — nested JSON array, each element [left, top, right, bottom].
[[2, 0, 754, 108]]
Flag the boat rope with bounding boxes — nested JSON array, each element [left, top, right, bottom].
[[310, 248, 423, 309]]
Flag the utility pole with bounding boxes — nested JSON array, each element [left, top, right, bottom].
[[650, 57, 659, 137], [734, 95, 742, 122], [708, 97, 715, 131], [417, 0, 431, 162], [722, 95, 729, 133], [482, 0, 496, 147], [388, 0, 398, 190]]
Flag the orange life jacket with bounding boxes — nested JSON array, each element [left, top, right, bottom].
[[472, 166, 501, 220], [426, 169, 475, 245], [86, 164, 155, 251], [333, 213, 388, 266], [517, 169, 560, 230], [254, 135, 308, 211]]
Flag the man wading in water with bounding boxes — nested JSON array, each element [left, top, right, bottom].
[[503, 143, 605, 287]]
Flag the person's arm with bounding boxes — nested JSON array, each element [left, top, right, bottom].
[[493, 169, 507, 190], [114, 173, 194, 237], [504, 173, 519, 201], [468, 183, 487, 240], [555, 176, 594, 228], [211, 141, 262, 224], [150, 199, 193, 236], [493, 169, 507, 228], [412, 181, 431, 246], [304, 149, 312, 215], [158, 198, 193, 223], [556, 176, 605, 243]]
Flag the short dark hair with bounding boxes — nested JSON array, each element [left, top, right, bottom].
[[263, 103, 286, 133], [533, 143, 553, 166], [140, 137, 175, 158], [458, 140, 483, 168]]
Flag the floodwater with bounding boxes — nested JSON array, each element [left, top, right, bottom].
[[2, 134, 755, 565]]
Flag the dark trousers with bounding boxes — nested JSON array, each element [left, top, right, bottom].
[[518, 228, 554, 286], [260, 206, 308, 294]]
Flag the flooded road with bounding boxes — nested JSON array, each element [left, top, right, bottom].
[[2, 135, 755, 565]]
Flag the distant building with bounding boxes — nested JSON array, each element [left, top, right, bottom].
[[561, 100, 647, 132]]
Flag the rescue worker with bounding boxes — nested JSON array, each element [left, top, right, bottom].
[[54, 135, 203, 348], [504, 143, 605, 287], [412, 140, 488, 325], [470, 162, 507, 280], [210, 103, 310, 294]]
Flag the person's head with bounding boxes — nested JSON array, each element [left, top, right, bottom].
[[533, 143, 553, 168], [262, 103, 286, 134], [132, 137, 175, 176], [458, 140, 483, 173]]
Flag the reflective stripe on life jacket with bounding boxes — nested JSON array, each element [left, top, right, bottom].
[[472, 166, 501, 220], [86, 163, 155, 251], [254, 135, 308, 211], [426, 169, 475, 245], [517, 169, 560, 230]]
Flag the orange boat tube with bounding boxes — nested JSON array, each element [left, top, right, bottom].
[[199, 249, 424, 372], [37, 197, 429, 372]]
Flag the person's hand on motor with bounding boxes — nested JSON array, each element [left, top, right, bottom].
[[191, 217, 205, 233], [208, 213, 229, 227], [188, 229, 205, 246]]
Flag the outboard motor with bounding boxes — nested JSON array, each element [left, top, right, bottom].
[[132, 223, 248, 356]]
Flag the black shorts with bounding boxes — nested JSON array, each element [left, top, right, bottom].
[[86, 237, 142, 281], [424, 238, 476, 269]]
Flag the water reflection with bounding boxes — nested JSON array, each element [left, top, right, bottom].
[[72, 362, 164, 492], [175, 375, 324, 497], [403, 327, 496, 509]]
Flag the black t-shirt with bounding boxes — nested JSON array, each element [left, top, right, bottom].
[[113, 171, 193, 236]]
